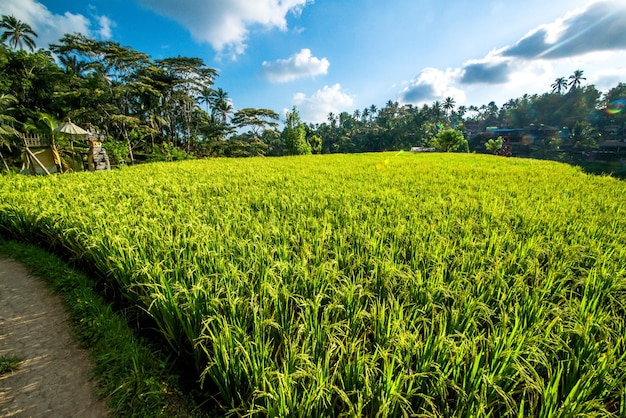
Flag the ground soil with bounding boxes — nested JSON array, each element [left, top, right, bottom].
[[0, 257, 108, 417]]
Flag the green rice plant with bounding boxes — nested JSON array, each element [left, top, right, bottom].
[[0, 153, 625, 416]]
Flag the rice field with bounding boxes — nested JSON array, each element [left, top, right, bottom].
[[0, 152, 625, 416]]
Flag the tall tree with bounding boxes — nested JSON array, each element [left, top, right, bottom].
[[0, 15, 38, 51], [443, 96, 456, 116], [0, 93, 18, 147], [327, 112, 337, 128], [282, 106, 310, 155], [0, 93, 18, 170], [59, 55, 89, 78], [368, 104, 378, 121], [431, 101, 443, 122], [568, 70, 586, 92], [231, 108, 279, 137], [551, 77, 568, 94], [211, 88, 232, 124], [0, 47, 63, 122]]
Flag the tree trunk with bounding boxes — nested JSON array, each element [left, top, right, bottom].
[[0, 150, 9, 171], [127, 139, 134, 165]]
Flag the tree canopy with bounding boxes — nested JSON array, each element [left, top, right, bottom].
[[0, 15, 624, 172]]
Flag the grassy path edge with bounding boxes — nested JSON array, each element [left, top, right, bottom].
[[0, 236, 204, 417]]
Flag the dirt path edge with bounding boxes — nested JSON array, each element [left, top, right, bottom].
[[0, 257, 108, 417]]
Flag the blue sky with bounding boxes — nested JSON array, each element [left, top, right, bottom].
[[2, 0, 626, 124]]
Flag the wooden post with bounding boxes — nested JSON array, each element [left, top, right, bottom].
[[25, 147, 51, 175]]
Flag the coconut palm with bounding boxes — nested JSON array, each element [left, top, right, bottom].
[[568, 70, 586, 92], [362, 108, 370, 122], [59, 55, 89, 77], [0, 93, 19, 147], [368, 104, 378, 120], [432, 101, 443, 121], [551, 77, 568, 94], [209, 88, 231, 124], [0, 94, 19, 170], [443, 96, 456, 115], [0, 15, 38, 51], [467, 105, 479, 120], [327, 112, 337, 128]]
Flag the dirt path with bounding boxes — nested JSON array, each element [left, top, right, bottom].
[[0, 257, 108, 417]]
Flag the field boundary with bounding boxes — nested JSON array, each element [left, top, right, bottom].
[[0, 237, 204, 417]]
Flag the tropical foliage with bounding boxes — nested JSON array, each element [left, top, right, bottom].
[[0, 15, 38, 51], [0, 15, 624, 171], [282, 106, 311, 155], [0, 93, 18, 170], [0, 93, 18, 148], [485, 136, 504, 154], [430, 128, 467, 152]]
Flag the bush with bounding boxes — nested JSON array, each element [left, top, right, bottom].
[[431, 128, 468, 152]]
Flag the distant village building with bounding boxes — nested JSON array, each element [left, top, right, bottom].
[[471, 124, 625, 161]]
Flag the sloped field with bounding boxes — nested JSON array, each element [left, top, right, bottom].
[[1, 153, 625, 416]]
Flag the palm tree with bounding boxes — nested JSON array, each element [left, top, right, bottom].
[[431, 101, 443, 121], [59, 55, 89, 78], [327, 112, 337, 128], [198, 85, 214, 114], [486, 101, 499, 120], [212, 88, 232, 124], [568, 70, 586, 92], [0, 94, 19, 170], [443, 96, 456, 115], [551, 77, 568, 94], [362, 108, 369, 122], [368, 104, 378, 120], [467, 105, 479, 120], [0, 15, 38, 51], [0, 93, 18, 145]]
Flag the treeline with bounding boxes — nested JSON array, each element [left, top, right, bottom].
[[0, 30, 277, 164], [309, 78, 626, 160], [0, 15, 625, 169]]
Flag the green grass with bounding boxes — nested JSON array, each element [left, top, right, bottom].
[[0, 238, 202, 417], [0, 152, 625, 416], [0, 355, 21, 375]]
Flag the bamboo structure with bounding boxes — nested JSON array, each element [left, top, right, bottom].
[[20, 133, 62, 175]]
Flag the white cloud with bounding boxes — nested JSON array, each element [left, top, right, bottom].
[[0, 0, 112, 47], [593, 66, 626, 91], [398, 68, 465, 105], [502, 1, 626, 59], [292, 84, 354, 124], [261, 48, 329, 83], [97, 16, 115, 40], [137, 0, 311, 58], [398, 1, 626, 108]]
